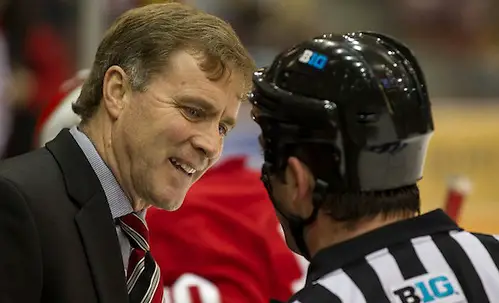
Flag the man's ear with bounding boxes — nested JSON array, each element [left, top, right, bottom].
[[286, 156, 314, 217], [102, 65, 129, 120]]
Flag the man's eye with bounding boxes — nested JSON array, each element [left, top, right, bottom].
[[183, 107, 203, 119], [218, 124, 228, 137]]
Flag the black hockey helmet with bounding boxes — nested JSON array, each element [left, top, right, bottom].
[[250, 31, 434, 259]]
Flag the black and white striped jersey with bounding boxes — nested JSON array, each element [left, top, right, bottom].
[[289, 209, 499, 303]]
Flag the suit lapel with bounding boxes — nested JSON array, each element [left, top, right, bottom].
[[46, 129, 129, 303], [75, 194, 129, 303]]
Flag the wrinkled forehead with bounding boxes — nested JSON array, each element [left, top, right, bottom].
[[223, 68, 253, 103], [183, 50, 253, 96]]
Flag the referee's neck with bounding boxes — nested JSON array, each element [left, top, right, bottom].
[[308, 211, 416, 257]]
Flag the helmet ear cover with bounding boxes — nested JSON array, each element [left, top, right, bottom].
[[250, 74, 339, 127], [251, 79, 342, 186]]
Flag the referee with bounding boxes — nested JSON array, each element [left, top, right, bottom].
[[251, 31, 499, 302]]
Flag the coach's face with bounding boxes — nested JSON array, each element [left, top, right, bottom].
[[103, 51, 243, 211]]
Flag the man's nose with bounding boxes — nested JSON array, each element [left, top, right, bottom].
[[191, 126, 222, 160]]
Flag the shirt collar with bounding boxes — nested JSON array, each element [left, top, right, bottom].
[[306, 209, 461, 284], [69, 126, 133, 219]]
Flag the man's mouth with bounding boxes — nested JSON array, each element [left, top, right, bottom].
[[169, 157, 197, 176]]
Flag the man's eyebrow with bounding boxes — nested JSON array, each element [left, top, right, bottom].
[[177, 96, 216, 112], [222, 116, 237, 130], [177, 95, 237, 129]]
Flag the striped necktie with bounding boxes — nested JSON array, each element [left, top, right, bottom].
[[118, 213, 163, 303]]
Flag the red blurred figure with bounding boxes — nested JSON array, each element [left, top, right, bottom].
[[34, 69, 88, 147], [147, 156, 304, 302], [444, 175, 472, 223], [1, 0, 73, 113]]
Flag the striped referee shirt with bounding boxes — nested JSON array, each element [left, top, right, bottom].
[[289, 209, 499, 303]]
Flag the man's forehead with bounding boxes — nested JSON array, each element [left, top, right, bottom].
[[226, 76, 251, 104]]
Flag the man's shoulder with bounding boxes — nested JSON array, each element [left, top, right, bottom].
[[469, 231, 499, 242], [0, 148, 65, 199], [0, 148, 56, 181]]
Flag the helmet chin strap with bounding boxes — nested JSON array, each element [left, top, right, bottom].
[[261, 162, 328, 261]]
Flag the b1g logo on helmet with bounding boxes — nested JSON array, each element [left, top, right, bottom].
[[298, 49, 328, 70], [391, 273, 466, 303]]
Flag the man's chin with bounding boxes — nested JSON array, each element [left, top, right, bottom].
[[149, 192, 185, 211], [153, 199, 183, 211], [166, 199, 183, 211]]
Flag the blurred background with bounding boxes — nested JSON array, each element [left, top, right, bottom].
[[1, 0, 498, 232]]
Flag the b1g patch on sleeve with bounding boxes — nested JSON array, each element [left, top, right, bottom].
[[391, 273, 467, 303]]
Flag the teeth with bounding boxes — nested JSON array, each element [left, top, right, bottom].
[[171, 158, 197, 175], [180, 163, 196, 174]]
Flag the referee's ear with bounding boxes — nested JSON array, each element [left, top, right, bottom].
[[287, 156, 315, 218]]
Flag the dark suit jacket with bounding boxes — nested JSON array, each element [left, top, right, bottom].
[[0, 129, 129, 303]]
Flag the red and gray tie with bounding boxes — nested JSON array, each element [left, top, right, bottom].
[[119, 213, 163, 303]]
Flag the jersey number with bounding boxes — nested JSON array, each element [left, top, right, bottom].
[[164, 274, 221, 303]]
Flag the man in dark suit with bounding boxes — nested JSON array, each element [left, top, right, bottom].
[[0, 3, 254, 303]]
